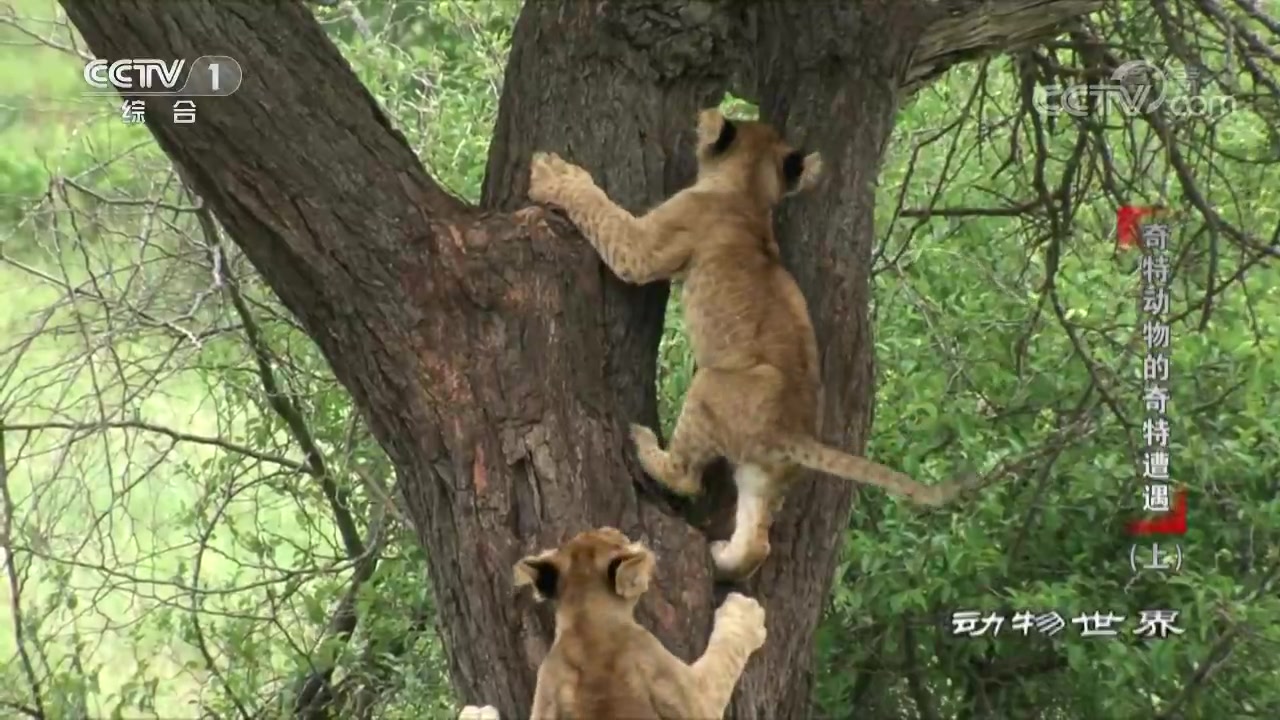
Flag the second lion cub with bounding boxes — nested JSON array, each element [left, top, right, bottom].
[[528, 109, 967, 580]]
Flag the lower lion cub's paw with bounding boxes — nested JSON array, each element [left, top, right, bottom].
[[715, 592, 767, 650], [458, 705, 500, 720], [528, 151, 592, 205]]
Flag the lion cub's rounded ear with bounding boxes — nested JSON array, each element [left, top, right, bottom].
[[607, 543, 656, 599], [696, 109, 735, 155], [513, 549, 560, 602]]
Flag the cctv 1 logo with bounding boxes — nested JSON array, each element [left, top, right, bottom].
[[83, 56, 244, 97]]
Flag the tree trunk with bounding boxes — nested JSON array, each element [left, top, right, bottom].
[[57, 1, 1101, 718]]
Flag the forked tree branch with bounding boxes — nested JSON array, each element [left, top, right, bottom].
[[909, 0, 1105, 92]]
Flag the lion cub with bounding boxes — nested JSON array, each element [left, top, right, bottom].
[[473, 527, 768, 719], [527, 109, 968, 580]]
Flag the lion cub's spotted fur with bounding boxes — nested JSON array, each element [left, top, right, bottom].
[[528, 110, 967, 581], [495, 527, 767, 720]]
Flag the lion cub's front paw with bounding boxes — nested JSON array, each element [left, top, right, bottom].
[[715, 592, 767, 651], [630, 423, 660, 455], [528, 151, 593, 206], [458, 705, 500, 720], [630, 424, 700, 497]]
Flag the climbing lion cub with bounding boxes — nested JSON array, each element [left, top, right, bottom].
[[461, 527, 767, 719], [527, 109, 968, 581]]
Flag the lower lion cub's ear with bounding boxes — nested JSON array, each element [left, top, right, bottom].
[[513, 550, 560, 602], [783, 150, 824, 194], [607, 543, 656, 599], [697, 108, 736, 155]]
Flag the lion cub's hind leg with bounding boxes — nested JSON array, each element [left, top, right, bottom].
[[630, 369, 724, 497], [688, 364, 796, 581], [710, 463, 786, 581]]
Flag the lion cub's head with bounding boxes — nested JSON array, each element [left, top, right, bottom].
[[693, 108, 823, 205], [513, 527, 656, 608]]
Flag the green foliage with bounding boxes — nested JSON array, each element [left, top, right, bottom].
[[0, 0, 156, 235], [802, 18, 1280, 718], [328, 0, 512, 201]]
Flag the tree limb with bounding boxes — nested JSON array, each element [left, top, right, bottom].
[[908, 0, 1105, 93], [0, 431, 47, 720]]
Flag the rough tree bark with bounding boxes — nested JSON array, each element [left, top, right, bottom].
[[58, 1, 1100, 718]]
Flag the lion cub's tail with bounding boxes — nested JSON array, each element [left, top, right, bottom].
[[774, 437, 964, 507]]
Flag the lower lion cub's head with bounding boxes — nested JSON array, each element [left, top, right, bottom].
[[693, 108, 823, 204], [513, 526, 657, 607]]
